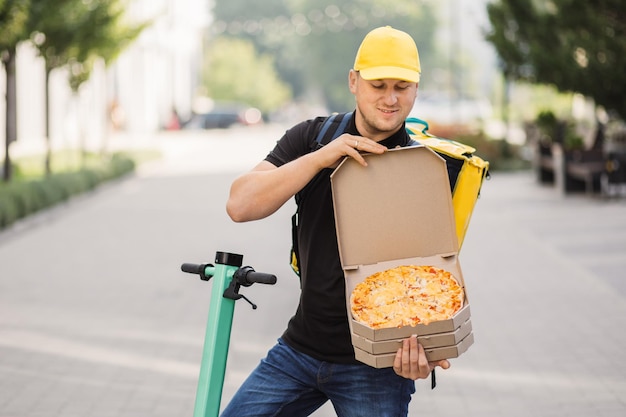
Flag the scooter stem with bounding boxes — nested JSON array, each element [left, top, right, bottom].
[[194, 252, 243, 417]]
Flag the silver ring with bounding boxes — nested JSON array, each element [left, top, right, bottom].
[[355, 140, 359, 149]]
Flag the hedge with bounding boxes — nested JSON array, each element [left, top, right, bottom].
[[0, 153, 135, 230]]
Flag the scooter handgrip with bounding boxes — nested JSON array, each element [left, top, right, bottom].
[[181, 263, 203, 274], [247, 272, 277, 285]]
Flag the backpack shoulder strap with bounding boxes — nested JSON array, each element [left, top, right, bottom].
[[312, 111, 353, 150]]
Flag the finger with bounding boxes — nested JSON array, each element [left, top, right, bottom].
[[417, 342, 431, 378], [347, 151, 367, 167], [402, 338, 411, 371], [337, 137, 367, 166], [427, 359, 450, 371], [409, 335, 419, 364], [343, 135, 385, 154], [344, 136, 362, 150], [393, 343, 404, 374], [408, 335, 421, 379], [357, 140, 386, 154]]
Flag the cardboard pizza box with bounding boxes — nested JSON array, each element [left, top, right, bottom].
[[354, 332, 475, 368], [351, 319, 473, 354], [330, 146, 473, 366]]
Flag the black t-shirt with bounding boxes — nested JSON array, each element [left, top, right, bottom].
[[265, 112, 412, 364]]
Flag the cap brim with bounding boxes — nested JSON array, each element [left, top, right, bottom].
[[359, 66, 420, 83]]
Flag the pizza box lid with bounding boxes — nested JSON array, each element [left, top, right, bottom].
[[351, 318, 473, 354], [330, 146, 459, 269], [330, 146, 468, 343], [354, 331, 474, 368]]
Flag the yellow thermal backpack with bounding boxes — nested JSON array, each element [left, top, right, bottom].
[[405, 117, 490, 250]]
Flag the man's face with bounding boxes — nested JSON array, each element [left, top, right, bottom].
[[349, 70, 418, 141]]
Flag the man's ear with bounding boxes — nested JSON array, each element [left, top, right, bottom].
[[348, 70, 358, 94]]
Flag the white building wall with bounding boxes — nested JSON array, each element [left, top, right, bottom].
[[111, 0, 207, 133], [14, 43, 47, 156]]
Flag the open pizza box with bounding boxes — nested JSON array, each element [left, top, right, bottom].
[[330, 145, 473, 367]]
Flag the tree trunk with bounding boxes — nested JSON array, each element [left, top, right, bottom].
[[3, 46, 18, 182], [44, 67, 51, 176]]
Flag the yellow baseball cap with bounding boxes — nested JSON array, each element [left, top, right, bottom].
[[354, 26, 421, 83]]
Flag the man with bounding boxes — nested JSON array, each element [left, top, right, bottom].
[[224, 26, 450, 417]]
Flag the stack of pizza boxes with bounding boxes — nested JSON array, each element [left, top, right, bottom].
[[330, 145, 473, 368]]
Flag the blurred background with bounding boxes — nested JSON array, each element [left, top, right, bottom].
[[2, 0, 624, 188], [1, 2, 625, 416]]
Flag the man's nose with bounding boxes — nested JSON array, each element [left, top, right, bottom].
[[382, 89, 398, 105]]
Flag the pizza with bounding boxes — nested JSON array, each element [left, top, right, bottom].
[[350, 265, 464, 329]]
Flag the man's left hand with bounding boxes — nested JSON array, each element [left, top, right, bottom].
[[393, 335, 450, 380]]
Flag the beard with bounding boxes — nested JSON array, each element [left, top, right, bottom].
[[356, 107, 405, 138]]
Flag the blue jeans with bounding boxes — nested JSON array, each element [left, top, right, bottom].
[[220, 338, 415, 417]]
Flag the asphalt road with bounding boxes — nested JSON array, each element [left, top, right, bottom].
[[1, 125, 625, 417]]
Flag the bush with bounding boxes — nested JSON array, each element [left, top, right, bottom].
[[0, 185, 21, 228], [425, 123, 532, 172], [0, 153, 136, 230]]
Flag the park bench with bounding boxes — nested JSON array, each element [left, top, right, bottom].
[[552, 145, 605, 195], [529, 123, 606, 195]]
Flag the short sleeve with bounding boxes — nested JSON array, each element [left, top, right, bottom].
[[265, 118, 325, 167]]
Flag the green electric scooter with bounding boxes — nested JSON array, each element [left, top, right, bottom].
[[181, 251, 277, 417]]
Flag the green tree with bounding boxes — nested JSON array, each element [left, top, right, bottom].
[[68, 0, 146, 91], [486, 0, 626, 120], [28, 0, 91, 175], [0, 0, 30, 182], [203, 37, 291, 113], [28, 0, 147, 175], [64, 0, 148, 160]]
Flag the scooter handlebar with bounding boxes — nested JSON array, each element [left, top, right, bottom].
[[181, 263, 204, 274], [245, 271, 277, 285], [235, 265, 277, 286], [182, 263, 276, 286]]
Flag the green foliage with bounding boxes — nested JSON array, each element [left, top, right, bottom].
[[5, 0, 150, 178], [0, 0, 30, 51], [0, 153, 136, 230], [88, 0, 151, 66], [454, 131, 531, 172], [28, 0, 81, 71], [26, 0, 149, 85], [563, 128, 584, 150], [486, 0, 626, 119], [535, 110, 558, 133], [532, 109, 585, 150], [204, 37, 292, 113], [67, 0, 150, 91], [1, 0, 31, 181]]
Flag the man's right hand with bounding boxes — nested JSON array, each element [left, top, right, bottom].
[[316, 133, 387, 168]]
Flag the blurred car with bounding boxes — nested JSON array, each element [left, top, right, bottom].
[[182, 105, 262, 130]]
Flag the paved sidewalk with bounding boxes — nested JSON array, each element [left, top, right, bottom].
[[1, 129, 625, 416]]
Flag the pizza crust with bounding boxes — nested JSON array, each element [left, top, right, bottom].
[[350, 265, 464, 329]]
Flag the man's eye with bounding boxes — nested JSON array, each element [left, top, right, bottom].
[[371, 84, 384, 89]]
